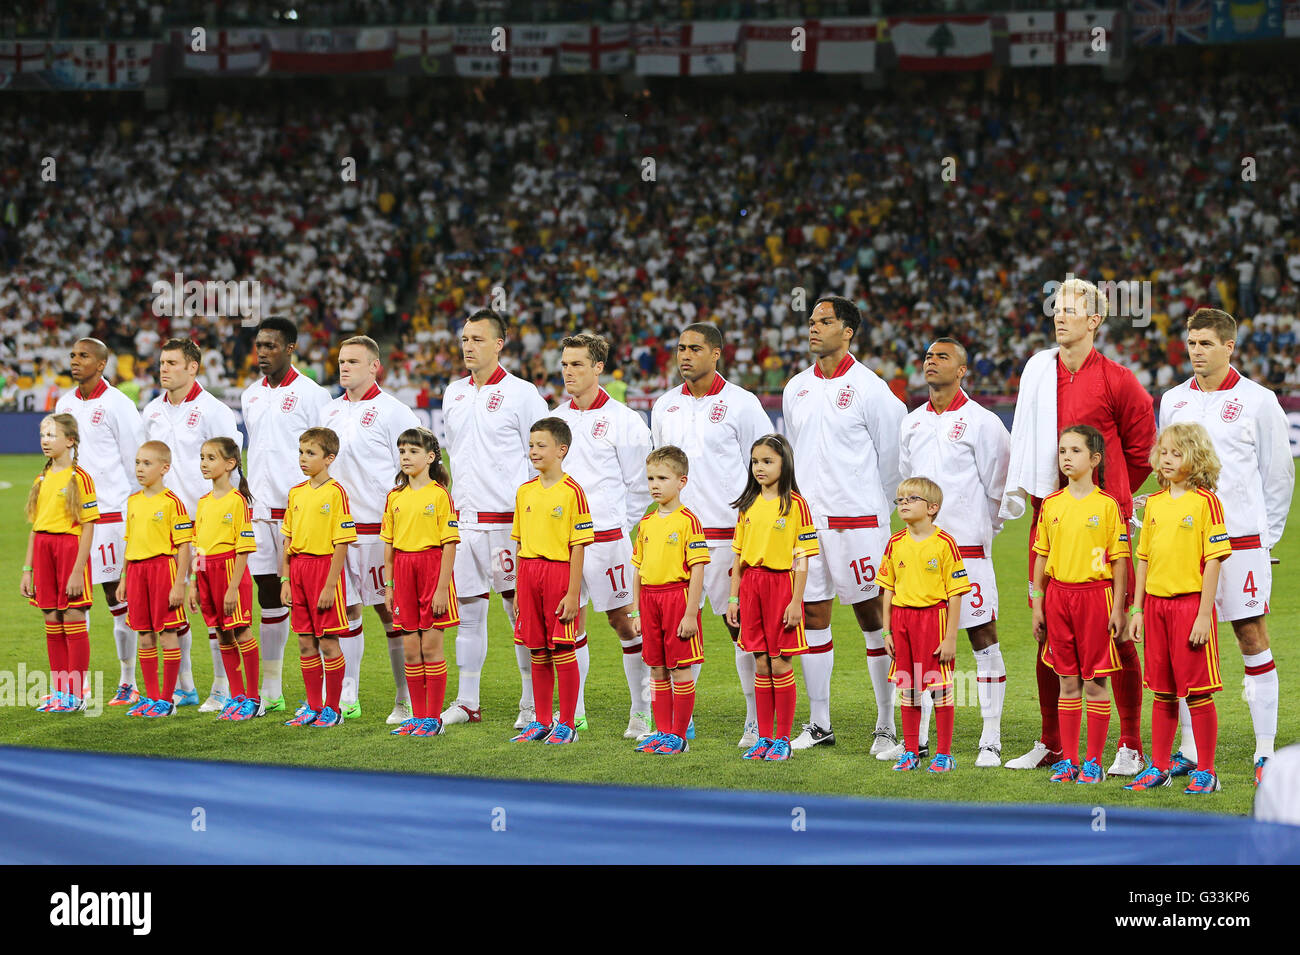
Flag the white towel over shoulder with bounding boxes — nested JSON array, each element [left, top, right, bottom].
[[999, 347, 1060, 521]]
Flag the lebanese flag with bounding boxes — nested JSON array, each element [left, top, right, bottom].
[[635, 22, 740, 76], [559, 23, 631, 73], [0, 41, 53, 73], [742, 19, 877, 73], [890, 16, 993, 71], [1006, 10, 1115, 67], [178, 29, 266, 73]]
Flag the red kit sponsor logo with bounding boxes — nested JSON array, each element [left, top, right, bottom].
[[592, 418, 609, 439], [709, 401, 727, 423], [486, 392, 503, 412], [1222, 400, 1243, 423], [280, 395, 298, 413], [185, 410, 201, 429], [836, 387, 853, 410], [90, 408, 105, 427], [360, 409, 378, 428], [947, 421, 966, 441]]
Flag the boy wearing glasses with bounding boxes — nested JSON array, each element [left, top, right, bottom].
[[877, 477, 972, 773]]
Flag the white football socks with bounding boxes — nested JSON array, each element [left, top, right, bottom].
[[340, 615, 364, 705], [1243, 649, 1279, 760], [864, 629, 894, 732], [177, 625, 196, 692], [454, 596, 487, 709], [387, 631, 409, 704], [208, 632, 227, 696], [258, 610, 291, 701], [110, 602, 135, 686], [1177, 698, 1198, 762], [620, 635, 649, 715], [574, 639, 590, 717], [974, 643, 1007, 746], [801, 628, 834, 729], [734, 643, 756, 724]]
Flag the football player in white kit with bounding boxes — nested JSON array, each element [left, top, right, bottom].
[[783, 296, 906, 752], [319, 335, 420, 724], [892, 338, 1011, 766], [441, 310, 549, 729], [1158, 308, 1294, 785], [240, 318, 331, 713], [651, 323, 769, 746], [553, 334, 654, 738], [56, 338, 146, 706], [140, 338, 243, 711]]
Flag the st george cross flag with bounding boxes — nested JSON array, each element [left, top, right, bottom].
[[1006, 10, 1117, 66], [742, 19, 877, 73], [559, 23, 632, 74], [635, 22, 741, 76]]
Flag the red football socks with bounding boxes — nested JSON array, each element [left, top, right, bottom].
[[220, 642, 246, 698], [161, 647, 181, 701], [772, 670, 797, 740], [531, 653, 554, 726], [1188, 695, 1218, 774], [1150, 694, 1179, 771], [651, 677, 673, 737], [671, 678, 695, 739], [322, 654, 345, 710], [45, 621, 67, 695], [554, 649, 579, 726], [902, 700, 922, 753], [425, 660, 448, 719], [405, 662, 427, 719], [300, 653, 323, 711], [935, 692, 955, 756], [1058, 696, 1083, 764], [237, 637, 260, 699], [1038, 656, 1062, 751], [753, 673, 774, 740], [139, 645, 160, 699], [1112, 639, 1144, 753], [1085, 699, 1111, 764], [63, 619, 89, 698]]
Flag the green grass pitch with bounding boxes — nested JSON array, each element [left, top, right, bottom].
[[1, 453, 1293, 815]]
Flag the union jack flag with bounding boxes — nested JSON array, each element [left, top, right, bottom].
[[1131, 0, 1211, 46]]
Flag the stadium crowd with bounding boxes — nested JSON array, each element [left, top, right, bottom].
[[1, 67, 1299, 411]]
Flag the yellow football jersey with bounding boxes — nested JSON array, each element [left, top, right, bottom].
[[632, 505, 710, 586], [731, 492, 819, 571], [1137, 487, 1232, 597], [124, 489, 193, 560], [511, 475, 595, 561], [1033, 487, 1130, 583], [194, 489, 255, 555], [32, 465, 98, 535], [382, 481, 460, 553], [877, 527, 971, 608], [283, 479, 358, 557]]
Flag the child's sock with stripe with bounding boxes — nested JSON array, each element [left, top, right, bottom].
[[1188, 695, 1218, 775], [650, 677, 673, 737], [219, 642, 246, 698], [63, 619, 89, 699], [772, 670, 797, 740], [425, 661, 448, 719], [671, 678, 696, 739], [237, 636, 260, 701], [1085, 699, 1111, 765], [902, 699, 922, 753], [323, 654, 345, 711], [405, 662, 427, 718], [935, 691, 955, 756], [554, 649, 580, 727], [301, 653, 324, 711], [753, 673, 775, 740], [1058, 697, 1083, 764], [139, 645, 160, 700], [45, 621, 67, 696], [531, 654, 554, 726], [1151, 694, 1179, 771], [161, 647, 182, 701]]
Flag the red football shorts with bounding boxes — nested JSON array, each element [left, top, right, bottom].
[[1143, 592, 1222, 696], [514, 556, 577, 650], [639, 582, 704, 669], [31, 531, 92, 613], [289, 553, 351, 638], [391, 548, 460, 632], [1028, 497, 1134, 609], [737, 566, 807, 657], [888, 602, 952, 691], [194, 549, 253, 632], [1041, 578, 1120, 680], [125, 555, 187, 634]]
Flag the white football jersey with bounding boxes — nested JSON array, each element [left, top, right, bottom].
[[56, 379, 145, 516], [442, 365, 548, 527], [553, 388, 652, 536], [241, 366, 332, 520], [1159, 367, 1294, 547], [319, 384, 419, 532], [899, 389, 1011, 552], [651, 373, 769, 539], [141, 382, 243, 513], [783, 355, 906, 529]]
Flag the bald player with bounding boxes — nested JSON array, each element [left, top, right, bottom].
[[56, 338, 147, 705]]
